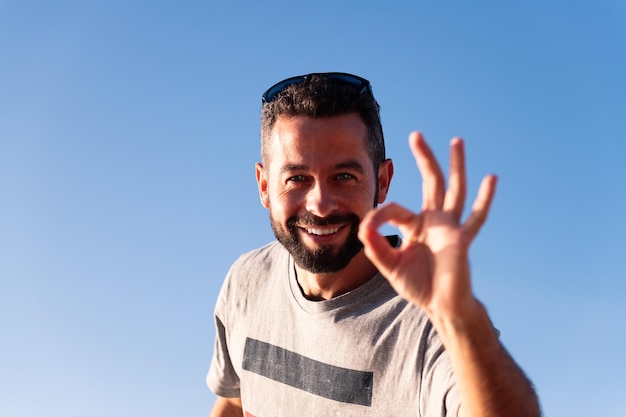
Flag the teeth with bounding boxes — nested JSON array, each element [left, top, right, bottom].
[[305, 227, 340, 236]]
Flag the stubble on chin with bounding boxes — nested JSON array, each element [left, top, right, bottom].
[[269, 211, 363, 274]]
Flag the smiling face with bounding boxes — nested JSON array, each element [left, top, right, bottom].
[[256, 113, 393, 274]]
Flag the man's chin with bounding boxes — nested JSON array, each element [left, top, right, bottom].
[[293, 241, 363, 274]]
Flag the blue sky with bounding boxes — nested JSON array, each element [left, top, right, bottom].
[[1, 1, 625, 416]]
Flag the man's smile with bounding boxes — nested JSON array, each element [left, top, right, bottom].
[[301, 226, 342, 236]]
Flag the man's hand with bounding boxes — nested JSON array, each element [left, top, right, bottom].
[[358, 131, 496, 320], [359, 132, 541, 417]]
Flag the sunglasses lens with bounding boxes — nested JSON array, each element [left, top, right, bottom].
[[333, 74, 364, 87], [263, 77, 304, 103], [262, 73, 371, 103]]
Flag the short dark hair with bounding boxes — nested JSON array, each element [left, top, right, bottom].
[[260, 74, 385, 167]]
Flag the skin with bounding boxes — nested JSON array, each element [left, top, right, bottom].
[[359, 132, 540, 417], [256, 113, 393, 300], [209, 397, 242, 417], [211, 115, 541, 417]]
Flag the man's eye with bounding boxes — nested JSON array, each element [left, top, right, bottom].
[[287, 175, 307, 182], [336, 173, 355, 180]]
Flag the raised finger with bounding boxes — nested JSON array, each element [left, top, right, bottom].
[[409, 132, 446, 210], [463, 174, 498, 240], [443, 138, 467, 221]]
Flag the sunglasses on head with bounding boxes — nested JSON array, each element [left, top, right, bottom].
[[261, 72, 374, 104]]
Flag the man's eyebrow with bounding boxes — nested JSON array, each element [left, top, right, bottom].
[[279, 160, 366, 174], [335, 160, 366, 173], [280, 164, 308, 174]]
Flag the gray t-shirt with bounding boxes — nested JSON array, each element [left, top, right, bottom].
[[207, 241, 460, 417]]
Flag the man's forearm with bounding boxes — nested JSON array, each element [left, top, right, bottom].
[[210, 396, 243, 417], [432, 300, 541, 417]]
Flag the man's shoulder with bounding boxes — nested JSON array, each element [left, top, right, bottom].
[[233, 240, 288, 267], [225, 240, 289, 282], [217, 241, 289, 308]]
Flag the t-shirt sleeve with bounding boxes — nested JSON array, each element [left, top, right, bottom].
[[420, 323, 501, 416], [206, 277, 241, 398], [419, 331, 461, 417]]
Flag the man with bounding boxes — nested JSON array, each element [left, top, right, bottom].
[[207, 72, 541, 416]]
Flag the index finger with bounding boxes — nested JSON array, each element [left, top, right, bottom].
[[409, 132, 446, 210], [359, 203, 422, 276]]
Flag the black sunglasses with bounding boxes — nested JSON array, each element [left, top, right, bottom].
[[261, 72, 374, 104]]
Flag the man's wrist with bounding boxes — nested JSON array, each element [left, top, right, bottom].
[[429, 297, 497, 352]]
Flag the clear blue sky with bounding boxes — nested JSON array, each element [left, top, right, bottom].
[[1, 1, 625, 416]]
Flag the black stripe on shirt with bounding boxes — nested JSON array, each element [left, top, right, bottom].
[[242, 337, 373, 406]]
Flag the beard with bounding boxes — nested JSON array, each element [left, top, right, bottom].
[[270, 211, 363, 274]]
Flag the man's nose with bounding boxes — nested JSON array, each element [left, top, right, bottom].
[[305, 182, 339, 217]]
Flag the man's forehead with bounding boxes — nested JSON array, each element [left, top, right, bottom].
[[262, 113, 372, 169], [271, 113, 366, 141], [272, 117, 367, 149], [270, 113, 366, 133]]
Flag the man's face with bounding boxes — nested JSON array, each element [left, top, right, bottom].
[[255, 113, 392, 273]]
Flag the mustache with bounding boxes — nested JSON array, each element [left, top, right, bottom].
[[287, 213, 360, 228]]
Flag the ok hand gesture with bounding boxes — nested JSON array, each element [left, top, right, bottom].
[[358, 132, 497, 321]]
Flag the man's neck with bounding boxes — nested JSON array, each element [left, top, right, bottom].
[[294, 250, 379, 301]]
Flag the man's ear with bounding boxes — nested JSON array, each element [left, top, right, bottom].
[[376, 159, 394, 204], [255, 162, 270, 209]]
